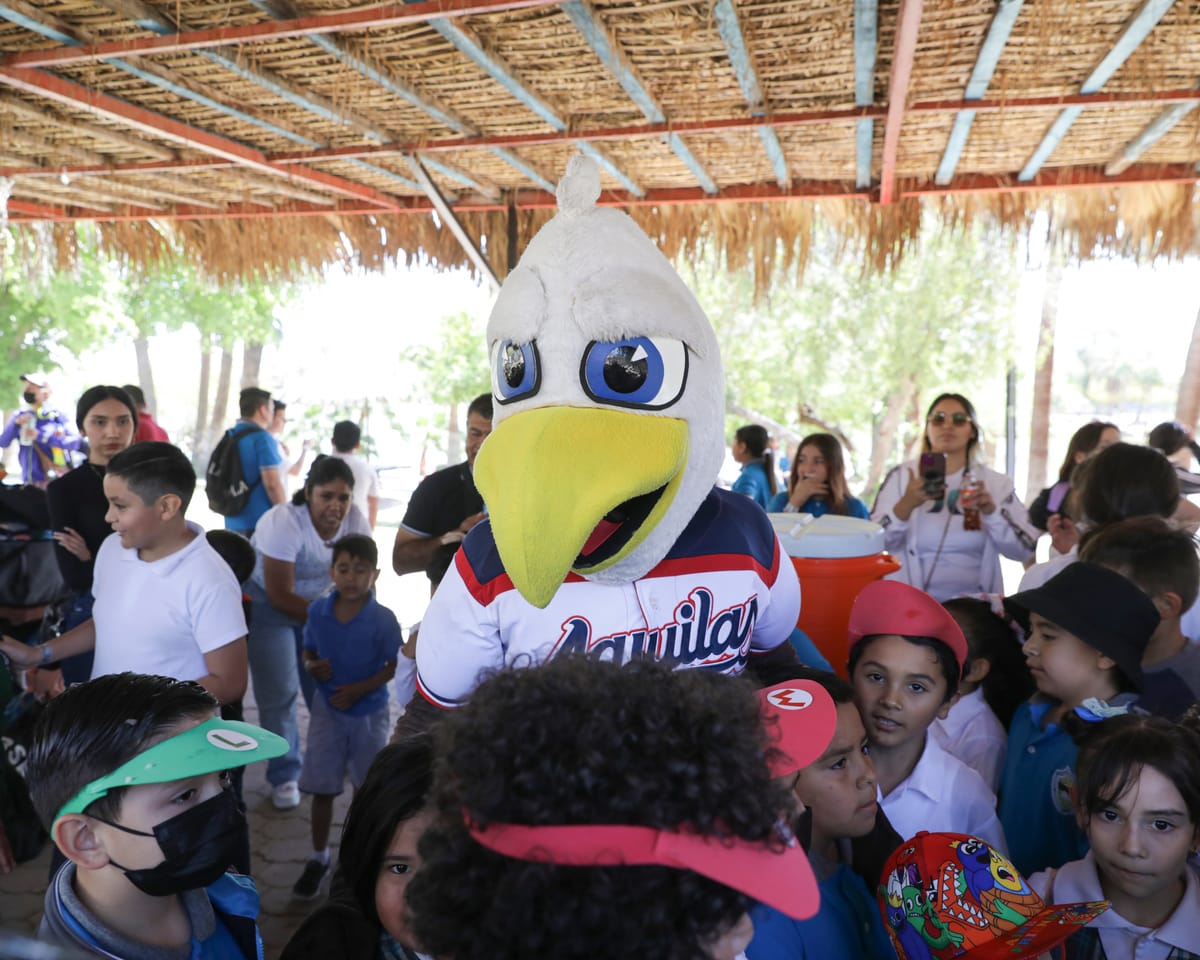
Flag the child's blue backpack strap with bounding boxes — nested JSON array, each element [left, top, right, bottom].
[[207, 873, 264, 960]]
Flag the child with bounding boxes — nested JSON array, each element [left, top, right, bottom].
[[1079, 516, 1200, 717], [747, 668, 896, 960], [767, 433, 869, 518], [879, 830, 1108, 960], [847, 580, 1007, 852], [26, 671, 287, 958], [406, 655, 822, 960], [1029, 712, 1200, 959], [999, 561, 1159, 876], [731, 423, 779, 509], [0, 442, 248, 705], [293, 533, 401, 899], [931, 597, 1034, 793]]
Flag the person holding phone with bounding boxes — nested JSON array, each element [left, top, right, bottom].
[[871, 393, 1037, 600]]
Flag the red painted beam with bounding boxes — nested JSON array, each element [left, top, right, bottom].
[[901, 162, 1200, 197], [0, 0, 561, 69], [910, 88, 1200, 115], [0, 67, 397, 208], [879, 0, 923, 205], [7, 198, 67, 217]]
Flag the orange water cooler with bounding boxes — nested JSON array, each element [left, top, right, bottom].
[[769, 514, 901, 677]]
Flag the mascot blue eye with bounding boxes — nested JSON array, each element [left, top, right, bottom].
[[580, 337, 688, 409], [491, 339, 541, 404]]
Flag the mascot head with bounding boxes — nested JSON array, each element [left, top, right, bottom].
[[474, 154, 725, 607]]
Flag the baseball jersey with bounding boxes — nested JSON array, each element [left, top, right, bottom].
[[415, 486, 801, 707]]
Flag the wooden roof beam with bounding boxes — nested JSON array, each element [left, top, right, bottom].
[[0, 67, 399, 208], [878, 0, 923, 204], [1019, 0, 1176, 181], [853, 0, 878, 190], [0, 94, 177, 165], [935, 0, 1025, 185], [712, 0, 789, 188], [0, 0, 562, 69], [561, 0, 718, 194]]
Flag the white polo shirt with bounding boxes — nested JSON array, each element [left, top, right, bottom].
[[932, 687, 1007, 793], [90, 521, 247, 682]]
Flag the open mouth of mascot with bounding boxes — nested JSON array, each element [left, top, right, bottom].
[[576, 482, 670, 568]]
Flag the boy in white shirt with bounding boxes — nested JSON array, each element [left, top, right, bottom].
[[847, 580, 1006, 853], [0, 442, 247, 704]]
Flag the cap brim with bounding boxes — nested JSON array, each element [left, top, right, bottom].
[[57, 718, 288, 820], [759, 680, 838, 778], [962, 900, 1109, 959]]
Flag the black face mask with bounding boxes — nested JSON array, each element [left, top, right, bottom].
[[22, 390, 38, 405], [95, 787, 246, 896]]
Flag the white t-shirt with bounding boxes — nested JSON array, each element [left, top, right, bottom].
[[251, 501, 371, 600], [90, 521, 247, 681], [879, 732, 1008, 855], [931, 688, 1007, 793], [330, 450, 381, 521]]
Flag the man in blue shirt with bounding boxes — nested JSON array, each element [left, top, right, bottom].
[[223, 387, 286, 535]]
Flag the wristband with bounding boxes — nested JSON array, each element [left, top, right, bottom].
[[40, 643, 54, 665]]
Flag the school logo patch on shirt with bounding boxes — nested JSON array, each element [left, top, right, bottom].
[[1050, 765, 1075, 814]]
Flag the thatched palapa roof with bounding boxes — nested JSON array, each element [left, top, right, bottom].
[[0, 0, 1198, 282]]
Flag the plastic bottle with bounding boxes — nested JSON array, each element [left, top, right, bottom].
[[961, 472, 982, 531]]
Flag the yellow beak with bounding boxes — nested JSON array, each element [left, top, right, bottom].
[[474, 406, 688, 608]]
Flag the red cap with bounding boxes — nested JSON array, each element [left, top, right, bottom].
[[879, 832, 1108, 959], [468, 817, 820, 920], [847, 581, 968, 672], [756, 680, 838, 778]]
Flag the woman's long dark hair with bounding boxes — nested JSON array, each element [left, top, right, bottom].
[[1149, 421, 1200, 465], [789, 433, 851, 515], [735, 424, 778, 496], [1056, 421, 1118, 483], [921, 393, 980, 467], [292, 453, 355, 506]]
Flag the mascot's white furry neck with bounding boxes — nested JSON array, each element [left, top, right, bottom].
[[474, 154, 726, 608]]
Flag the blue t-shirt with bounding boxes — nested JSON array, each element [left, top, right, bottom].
[[998, 700, 1088, 876], [747, 863, 895, 960], [303, 592, 402, 716], [765, 492, 870, 518], [732, 461, 774, 509], [224, 422, 282, 532]]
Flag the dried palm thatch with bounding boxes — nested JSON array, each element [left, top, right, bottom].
[[0, 0, 1196, 288]]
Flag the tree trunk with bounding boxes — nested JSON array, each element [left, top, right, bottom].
[[1175, 302, 1200, 430], [133, 335, 156, 415], [865, 376, 916, 497], [192, 335, 213, 468], [1025, 241, 1063, 500], [205, 345, 234, 456], [241, 341, 264, 389], [445, 402, 462, 467]]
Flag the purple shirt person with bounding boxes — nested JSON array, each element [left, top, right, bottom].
[[0, 373, 82, 487]]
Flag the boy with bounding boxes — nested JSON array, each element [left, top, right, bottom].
[[294, 533, 401, 898], [846, 580, 1006, 852], [748, 668, 897, 960], [999, 561, 1159, 876], [1079, 515, 1200, 717], [0, 442, 248, 705], [26, 672, 287, 958]]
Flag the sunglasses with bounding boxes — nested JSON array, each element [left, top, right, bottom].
[[928, 411, 972, 426]]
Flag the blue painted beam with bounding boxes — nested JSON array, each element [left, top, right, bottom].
[[711, 0, 788, 187], [853, 0, 878, 189], [935, 0, 1025, 185], [1106, 98, 1200, 174], [1019, 0, 1176, 181], [576, 142, 643, 196], [561, 0, 717, 194], [0, 4, 76, 42]]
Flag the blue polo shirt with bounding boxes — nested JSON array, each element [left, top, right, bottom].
[[223, 422, 281, 532], [747, 863, 894, 960], [303, 592, 402, 716]]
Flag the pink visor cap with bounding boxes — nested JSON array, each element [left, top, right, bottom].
[[847, 580, 968, 673]]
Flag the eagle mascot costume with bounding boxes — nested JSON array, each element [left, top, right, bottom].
[[411, 154, 802, 714]]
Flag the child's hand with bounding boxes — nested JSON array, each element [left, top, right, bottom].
[[790, 476, 830, 506], [1047, 513, 1079, 554], [304, 657, 332, 682], [52, 527, 91, 562], [330, 682, 363, 710]]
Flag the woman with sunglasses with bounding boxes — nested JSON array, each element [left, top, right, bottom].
[[871, 393, 1037, 601]]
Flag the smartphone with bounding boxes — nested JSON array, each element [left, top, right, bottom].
[[919, 452, 947, 498]]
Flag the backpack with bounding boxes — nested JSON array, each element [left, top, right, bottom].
[[206, 424, 265, 516]]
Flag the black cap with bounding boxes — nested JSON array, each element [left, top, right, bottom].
[[1005, 562, 1159, 691]]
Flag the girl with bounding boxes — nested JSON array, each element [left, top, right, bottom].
[[1030, 712, 1200, 959], [731, 424, 778, 509], [1028, 421, 1120, 533], [46, 385, 138, 683], [1149, 421, 1200, 495], [768, 433, 868, 518], [932, 597, 1034, 793], [245, 455, 370, 810], [871, 392, 1037, 601]]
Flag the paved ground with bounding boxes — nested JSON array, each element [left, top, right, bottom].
[[0, 691, 398, 959]]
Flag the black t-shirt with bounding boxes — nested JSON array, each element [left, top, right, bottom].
[[400, 462, 483, 584], [46, 462, 112, 592]]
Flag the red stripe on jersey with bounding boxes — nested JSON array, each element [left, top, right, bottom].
[[647, 552, 775, 584], [456, 548, 587, 606], [416, 672, 459, 710]]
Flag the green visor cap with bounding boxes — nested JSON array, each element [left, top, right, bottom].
[[56, 717, 288, 823]]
